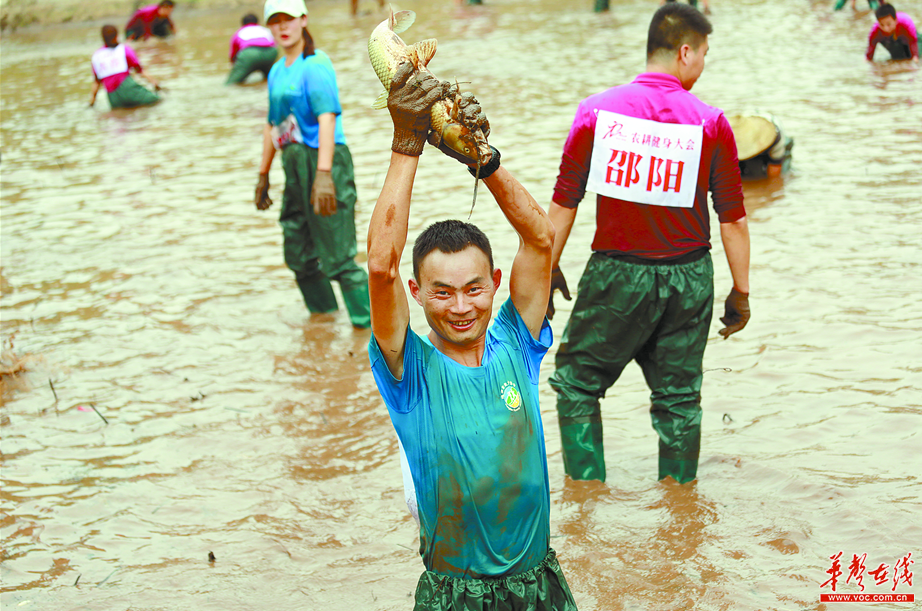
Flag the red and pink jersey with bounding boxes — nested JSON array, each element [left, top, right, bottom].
[[91, 44, 142, 93], [866, 12, 918, 60], [229, 24, 275, 62], [126, 5, 175, 39], [553, 72, 745, 259]]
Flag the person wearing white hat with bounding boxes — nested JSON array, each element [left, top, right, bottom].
[[253, 0, 371, 328]]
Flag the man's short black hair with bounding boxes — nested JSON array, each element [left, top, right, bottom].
[[647, 3, 713, 59], [242, 13, 259, 25], [158, 0, 175, 7], [412, 220, 494, 280], [875, 3, 897, 20]]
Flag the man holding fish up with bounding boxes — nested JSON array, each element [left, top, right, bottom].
[[366, 44, 578, 611], [547, 3, 750, 485]]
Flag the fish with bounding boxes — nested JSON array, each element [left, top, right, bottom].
[[368, 8, 492, 167]]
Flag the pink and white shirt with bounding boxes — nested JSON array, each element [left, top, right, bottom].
[[553, 72, 745, 259], [229, 25, 275, 62], [91, 44, 142, 93]]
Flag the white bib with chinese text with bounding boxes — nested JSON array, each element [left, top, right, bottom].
[[586, 110, 704, 209], [271, 114, 303, 150], [238, 25, 273, 41], [91, 45, 129, 79]]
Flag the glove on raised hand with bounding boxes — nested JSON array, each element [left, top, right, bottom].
[[433, 81, 492, 165], [311, 170, 337, 217], [255, 173, 272, 210], [546, 267, 572, 321], [387, 62, 441, 156], [718, 287, 750, 339]]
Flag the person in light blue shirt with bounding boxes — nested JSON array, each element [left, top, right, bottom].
[[366, 62, 577, 610], [253, 0, 369, 328]]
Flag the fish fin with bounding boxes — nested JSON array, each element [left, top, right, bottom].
[[405, 45, 419, 69], [415, 39, 438, 67], [391, 10, 416, 34], [450, 78, 461, 121], [372, 90, 388, 109]]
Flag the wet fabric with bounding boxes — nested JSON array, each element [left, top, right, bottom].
[[267, 51, 347, 148], [368, 299, 554, 579], [550, 252, 713, 484], [413, 549, 577, 611], [106, 76, 160, 109], [279, 142, 369, 327], [226, 46, 278, 85]]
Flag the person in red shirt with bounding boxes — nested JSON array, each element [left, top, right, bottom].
[[865, 3, 919, 62], [89, 25, 161, 109], [125, 0, 176, 41], [546, 3, 750, 484]]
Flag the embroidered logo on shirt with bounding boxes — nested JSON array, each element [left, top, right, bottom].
[[501, 381, 521, 412]]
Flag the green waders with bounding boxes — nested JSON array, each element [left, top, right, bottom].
[[413, 549, 577, 611], [106, 76, 160, 109], [226, 46, 278, 85], [549, 251, 714, 484], [280, 142, 370, 328]]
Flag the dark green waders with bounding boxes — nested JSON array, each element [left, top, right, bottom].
[[413, 549, 577, 611], [549, 252, 714, 484], [106, 76, 160, 109], [280, 143, 370, 328], [226, 46, 278, 85]]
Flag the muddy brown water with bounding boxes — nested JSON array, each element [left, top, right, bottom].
[[2, 0, 921, 609]]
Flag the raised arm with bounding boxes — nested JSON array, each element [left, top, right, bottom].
[[367, 154, 417, 378], [481, 166, 554, 339], [367, 62, 442, 378]]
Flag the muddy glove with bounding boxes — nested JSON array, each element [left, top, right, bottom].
[[387, 62, 441, 156], [255, 173, 272, 210], [433, 81, 492, 165], [311, 169, 337, 217], [718, 287, 750, 339], [547, 267, 572, 320]]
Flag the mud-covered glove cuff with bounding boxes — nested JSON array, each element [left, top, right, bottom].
[[392, 127, 428, 156], [468, 146, 501, 179]]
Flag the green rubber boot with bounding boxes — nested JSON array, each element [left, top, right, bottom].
[[659, 457, 698, 484], [341, 283, 371, 328], [296, 274, 338, 314], [558, 416, 607, 482]]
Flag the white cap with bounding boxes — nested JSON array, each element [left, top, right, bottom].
[[264, 0, 308, 22]]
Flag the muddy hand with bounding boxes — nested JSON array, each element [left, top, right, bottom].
[[388, 62, 442, 156], [718, 287, 750, 339], [311, 170, 338, 217], [547, 267, 572, 320], [255, 173, 272, 211], [443, 82, 490, 137], [436, 82, 491, 165]]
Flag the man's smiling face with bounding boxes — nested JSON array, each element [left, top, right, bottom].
[[410, 246, 501, 349]]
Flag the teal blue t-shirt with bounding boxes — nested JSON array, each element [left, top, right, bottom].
[[369, 298, 553, 579], [266, 50, 347, 148]]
